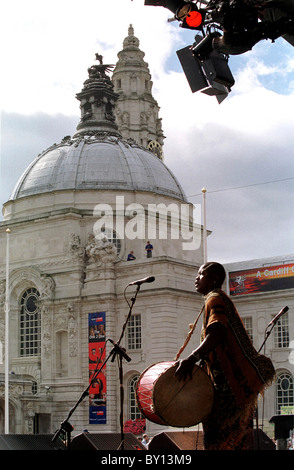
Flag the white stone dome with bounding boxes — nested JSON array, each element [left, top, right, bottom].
[[9, 52, 187, 205], [10, 133, 187, 201]]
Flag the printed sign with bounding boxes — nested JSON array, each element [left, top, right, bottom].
[[88, 312, 107, 424], [229, 263, 294, 296]]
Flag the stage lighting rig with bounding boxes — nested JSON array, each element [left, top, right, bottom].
[[145, 0, 294, 102], [177, 34, 235, 103], [145, 1, 205, 30]]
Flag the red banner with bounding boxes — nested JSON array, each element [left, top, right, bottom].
[[229, 262, 294, 296], [88, 312, 107, 424]]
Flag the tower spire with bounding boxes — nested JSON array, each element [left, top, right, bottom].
[[112, 25, 165, 159], [74, 54, 120, 137]]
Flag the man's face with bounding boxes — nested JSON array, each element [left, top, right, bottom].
[[195, 265, 215, 295]]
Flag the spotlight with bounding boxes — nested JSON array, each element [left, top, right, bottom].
[[176, 2, 205, 30], [144, 1, 205, 30], [176, 35, 235, 103]]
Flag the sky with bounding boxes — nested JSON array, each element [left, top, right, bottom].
[[1, 0, 294, 264]]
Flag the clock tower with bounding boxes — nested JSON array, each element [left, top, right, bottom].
[[112, 25, 165, 160]]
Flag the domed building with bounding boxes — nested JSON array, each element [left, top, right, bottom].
[[0, 27, 203, 438]]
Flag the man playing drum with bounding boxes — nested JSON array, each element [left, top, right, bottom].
[[175, 262, 275, 450]]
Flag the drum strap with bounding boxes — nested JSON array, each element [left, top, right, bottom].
[[174, 305, 205, 361]]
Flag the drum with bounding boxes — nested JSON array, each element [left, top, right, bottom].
[[136, 361, 214, 428]]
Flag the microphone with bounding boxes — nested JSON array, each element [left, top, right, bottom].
[[128, 276, 155, 286], [109, 339, 131, 362], [268, 306, 289, 326]]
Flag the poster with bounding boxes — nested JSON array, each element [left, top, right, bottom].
[[229, 262, 294, 296], [88, 312, 107, 424]]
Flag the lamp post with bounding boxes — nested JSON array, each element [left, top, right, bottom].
[[202, 188, 207, 263], [5, 228, 10, 434]]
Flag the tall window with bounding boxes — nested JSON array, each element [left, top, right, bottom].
[[20, 288, 41, 357], [128, 375, 142, 420], [242, 317, 253, 343], [275, 371, 294, 414], [127, 314, 141, 350], [274, 313, 289, 348], [101, 227, 121, 254]]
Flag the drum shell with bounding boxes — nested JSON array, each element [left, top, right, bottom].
[[136, 361, 214, 428]]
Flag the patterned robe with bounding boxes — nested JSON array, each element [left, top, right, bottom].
[[201, 289, 275, 450]]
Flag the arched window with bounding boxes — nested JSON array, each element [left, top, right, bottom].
[[128, 375, 142, 420], [20, 288, 41, 357], [275, 371, 294, 414]]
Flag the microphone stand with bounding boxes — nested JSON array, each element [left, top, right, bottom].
[[258, 317, 282, 354], [51, 283, 141, 451], [52, 342, 115, 450], [255, 313, 284, 449], [258, 307, 288, 353], [112, 283, 141, 450]]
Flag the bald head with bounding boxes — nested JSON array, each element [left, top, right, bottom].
[[202, 262, 226, 287]]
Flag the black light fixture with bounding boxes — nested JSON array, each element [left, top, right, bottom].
[[144, 0, 183, 13], [144, 0, 204, 30], [145, 1, 235, 102], [176, 35, 235, 103]]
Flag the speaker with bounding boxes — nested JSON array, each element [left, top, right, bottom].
[[149, 429, 276, 450], [254, 429, 276, 450], [270, 415, 294, 439], [70, 432, 145, 450], [149, 431, 203, 450], [0, 434, 65, 450]]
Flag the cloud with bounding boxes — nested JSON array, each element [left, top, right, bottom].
[[0, 112, 78, 204], [153, 52, 294, 262], [0, 0, 179, 115]]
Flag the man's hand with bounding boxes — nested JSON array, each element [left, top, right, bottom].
[[174, 354, 196, 382]]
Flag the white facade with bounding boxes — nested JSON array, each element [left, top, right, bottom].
[[224, 255, 294, 437], [0, 27, 204, 437], [0, 25, 292, 443]]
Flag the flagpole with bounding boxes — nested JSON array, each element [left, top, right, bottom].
[[202, 188, 207, 263], [5, 228, 10, 434]]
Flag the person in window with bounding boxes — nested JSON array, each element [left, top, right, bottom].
[[175, 262, 275, 450]]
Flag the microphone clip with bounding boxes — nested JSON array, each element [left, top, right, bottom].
[[109, 339, 131, 363]]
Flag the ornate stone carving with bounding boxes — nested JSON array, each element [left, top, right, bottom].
[[42, 305, 52, 358], [0, 281, 5, 305], [85, 233, 117, 265], [68, 311, 77, 357], [40, 275, 55, 299], [68, 234, 85, 262], [23, 401, 35, 434]]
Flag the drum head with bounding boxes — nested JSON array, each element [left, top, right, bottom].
[[153, 363, 214, 427]]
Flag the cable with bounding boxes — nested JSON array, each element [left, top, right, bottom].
[[188, 176, 294, 198]]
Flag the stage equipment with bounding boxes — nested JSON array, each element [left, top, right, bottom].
[[270, 415, 294, 450], [148, 429, 275, 450], [70, 432, 145, 450], [177, 34, 235, 102], [258, 306, 289, 353], [0, 434, 65, 450], [52, 277, 152, 450], [145, 0, 294, 101]]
